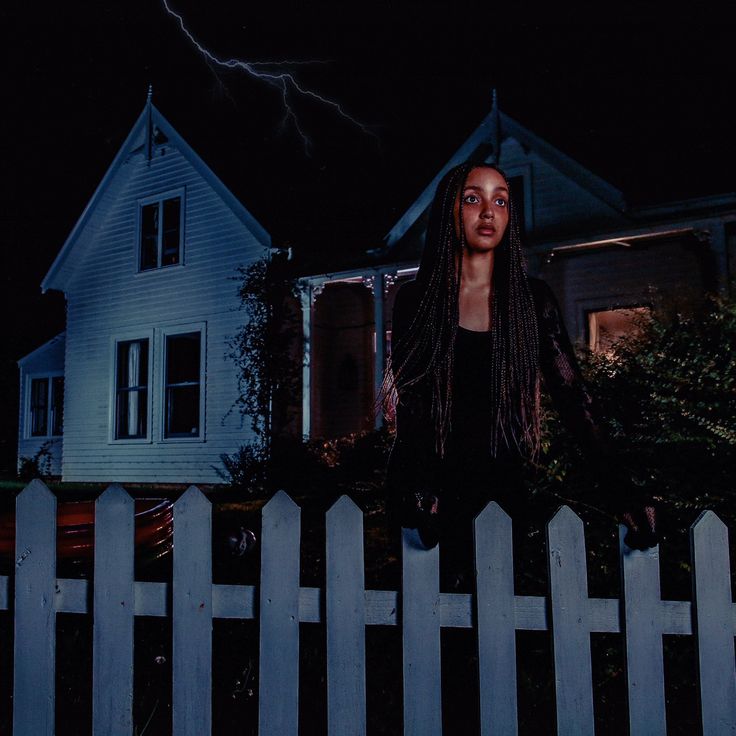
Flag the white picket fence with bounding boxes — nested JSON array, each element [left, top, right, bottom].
[[1, 479, 736, 735]]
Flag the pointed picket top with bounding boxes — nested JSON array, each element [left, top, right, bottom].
[[97, 483, 133, 506], [175, 484, 210, 511], [549, 504, 584, 530], [327, 494, 362, 523], [691, 509, 728, 539], [18, 478, 55, 506], [474, 500, 511, 530], [263, 490, 300, 523]]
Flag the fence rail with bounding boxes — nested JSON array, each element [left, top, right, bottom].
[[1, 479, 736, 735]]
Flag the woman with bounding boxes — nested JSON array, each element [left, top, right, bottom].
[[384, 161, 657, 552]]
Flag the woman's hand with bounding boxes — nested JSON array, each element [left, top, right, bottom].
[[621, 504, 658, 550], [402, 491, 441, 549]]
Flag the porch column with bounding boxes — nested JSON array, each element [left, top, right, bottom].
[[299, 282, 314, 439], [707, 221, 730, 294], [372, 274, 385, 430]]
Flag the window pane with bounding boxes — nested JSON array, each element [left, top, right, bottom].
[[140, 203, 159, 270], [51, 376, 64, 436], [115, 339, 149, 439], [588, 307, 651, 353], [117, 340, 149, 390], [166, 333, 200, 384], [166, 385, 200, 436], [161, 197, 181, 266], [165, 332, 201, 437], [30, 378, 49, 436], [116, 389, 148, 439]]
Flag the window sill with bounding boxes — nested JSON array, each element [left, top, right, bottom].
[[160, 436, 205, 444], [135, 263, 185, 276], [108, 437, 153, 445]]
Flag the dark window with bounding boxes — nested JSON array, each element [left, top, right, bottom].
[[29, 376, 64, 437], [165, 332, 201, 438], [139, 195, 182, 271], [509, 176, 526, 237], [30, 378, 49, 436], [115, 339, 149, 439], [51, 377, 64, 436]]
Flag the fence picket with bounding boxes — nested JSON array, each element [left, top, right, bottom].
[[547, 506, 594, 736], [173, 486, 212, 736], [475, 502, 517, 736], [620, 526, 666, 736], [402, 527, 442, 736], [691, 511, 736, 735], [326, 496, 366, 736], [13, 480, 57, 736], [93, 485, 135, 736], [259, 490, 301, 736]]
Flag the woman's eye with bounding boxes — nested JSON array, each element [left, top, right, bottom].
[[463, 194, 479, 204], [494, 197, 507, 207]]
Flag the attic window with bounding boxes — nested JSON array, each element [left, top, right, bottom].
[[139, 190, 184, 271]]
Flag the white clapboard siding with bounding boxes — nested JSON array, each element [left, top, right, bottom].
[[58, 141, 266, 484], [3, 483, 736, 735]]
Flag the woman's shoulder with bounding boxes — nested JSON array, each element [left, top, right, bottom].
[[526, 277, 562, 321]]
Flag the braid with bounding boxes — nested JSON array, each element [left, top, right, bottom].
[[381, 161, 541, 459]]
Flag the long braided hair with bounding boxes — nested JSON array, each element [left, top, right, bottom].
[[383, 161, 541, 459]]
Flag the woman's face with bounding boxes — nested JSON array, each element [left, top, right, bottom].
[[453, 167, 510, 253]]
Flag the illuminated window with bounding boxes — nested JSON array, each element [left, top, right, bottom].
[[139, 191, 183, 271], [588, 307, 651, 353]]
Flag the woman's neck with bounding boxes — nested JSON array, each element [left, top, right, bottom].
[[458, 250, 494, 331]]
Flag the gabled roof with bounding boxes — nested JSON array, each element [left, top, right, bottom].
[[18, 332, 66, 367], [384, 104, 626, 248], [42, 101, 270, 292]]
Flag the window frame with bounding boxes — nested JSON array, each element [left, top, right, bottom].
[[136, 187, 186, 273], [25, 371, 64, 440], [109, 330, 154, 444], [158, 322, 207, 443]]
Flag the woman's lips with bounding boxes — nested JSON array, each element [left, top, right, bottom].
[[477, 227, 496, 236]]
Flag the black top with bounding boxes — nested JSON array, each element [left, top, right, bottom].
[[386, 277, 606, 513]]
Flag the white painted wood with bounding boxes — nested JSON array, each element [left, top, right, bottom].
[[547, 506, 594, 736], [620, 526, 666, 736], [691, 511, 736, 735], [93, 484, 135, 736], [475, 502, 517, 736], [173, 486, 212, 736], [53, 139, 267, 483], [259, 491, 301, 736], [13, 480, 57, 736], [402, 527, 442, 736], [326, 496, 367, 736]]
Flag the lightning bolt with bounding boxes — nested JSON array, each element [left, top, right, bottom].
[[162, 0, 376, 153]]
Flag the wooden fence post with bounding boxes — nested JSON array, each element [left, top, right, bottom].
[[326, 496, 366, 736], [13, 480, 57, 736], [93, 484, 135, 736], [475, 502, 517, 736], [691, 511, 736, 735], [402, 527, 442, 736], [173, 486, 212, 736], [547, 506, 594, 736], [620, 525, 666, 736], [259, 491, 301, 736]]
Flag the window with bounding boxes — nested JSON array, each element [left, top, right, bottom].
[[29, 376, 64, 437], [139, 193, 183, 271], [115, 339, 149, 439], [588, 307, 651, 353], [164, 332, 202, 438]]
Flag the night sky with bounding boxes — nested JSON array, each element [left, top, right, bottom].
[[1, 5, 733, 472]]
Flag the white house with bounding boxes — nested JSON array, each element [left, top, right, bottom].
[[18, 97, 269, 483]]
